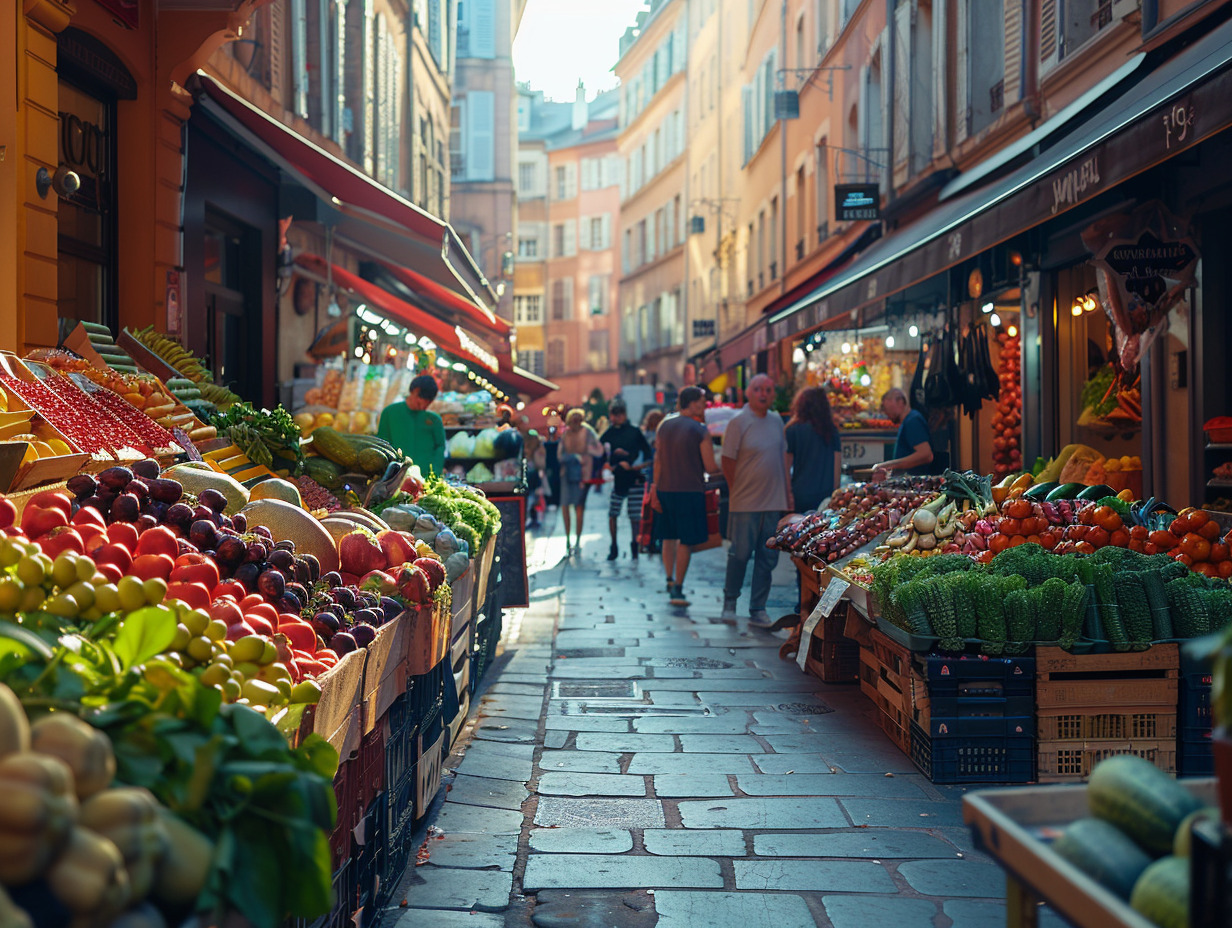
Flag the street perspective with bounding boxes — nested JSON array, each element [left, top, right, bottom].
[[2, 0, 1232, 926]]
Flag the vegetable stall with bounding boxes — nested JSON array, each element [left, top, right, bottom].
[[0, 326, 523, 926]]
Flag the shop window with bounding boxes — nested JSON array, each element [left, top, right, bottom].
[[588, 330, 610, 369], [967, 1, 1006, 136], [517, 349, 544, 376], [588, 275, 610, 315], [518, 162, 536, 194], [203, 211, 263, 401]]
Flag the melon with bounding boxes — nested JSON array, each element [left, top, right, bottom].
[[239, 498, 340, 574], [249, 477, 305, 509], [164, 464, 249, 514]]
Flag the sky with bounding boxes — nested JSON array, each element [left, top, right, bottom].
[[513, 0, 647, 101]]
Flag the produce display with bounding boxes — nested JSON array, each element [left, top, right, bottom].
[[126, 326, 241, 409], [1050, 755, 1213, 928], [210, 402, 305, 472], [990, 331, 1021, 478], [1078, 363, 1143, 428]]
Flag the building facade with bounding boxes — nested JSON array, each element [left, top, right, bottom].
[[614, 0, 689, 391]]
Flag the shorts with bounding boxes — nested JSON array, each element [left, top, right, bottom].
[[609, 483, 645, 521], [655, 490, 709, 546]]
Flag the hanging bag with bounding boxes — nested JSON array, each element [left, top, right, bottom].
[[910, 339, 929, 410]]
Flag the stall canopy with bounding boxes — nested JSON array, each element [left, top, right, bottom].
[[192, 72, 497, 313], [768, 19, 1232, 342], [295, 254, 499, 373], [489, 359, 558, 401], [369, 261, 511, 337]]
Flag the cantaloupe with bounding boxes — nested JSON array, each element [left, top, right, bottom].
[[239, 499, 340, 573], [164, 464, 249, 514], [248, 477, 305, 509]]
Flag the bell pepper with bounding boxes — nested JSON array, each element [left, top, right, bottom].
[[133, 526, 178, 560], [33, 526, 83, 559]]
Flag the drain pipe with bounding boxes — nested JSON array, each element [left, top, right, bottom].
[[883, 0, 896, 210]]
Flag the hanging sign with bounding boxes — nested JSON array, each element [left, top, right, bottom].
[[834, 184, 880, 221], [796, 576, 849, 671]]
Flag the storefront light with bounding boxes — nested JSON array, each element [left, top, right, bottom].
[[353, 346, 363, 358], [990, 313, 1001, 327], [419, 336, 436, 350], [404, 333, 415, 345], [908, 324, 919, 338], [362, 353, 371, 364], [517, 402, 525, 411], [437, 357, 451, 367], [1007, 325, 1018, 338], [1083, 295, 1098, 313], [840, 341, 851, 354], [792, 347, 806, 364], [859, 374, 872, 387], [884, 335, 895, 348], [981, 302, 994, 314], [452, 362, 467, 372], [1071, 300, 1084, 317]]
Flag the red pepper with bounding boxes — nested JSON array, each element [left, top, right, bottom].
[[106, 522, 139, 551], [166, 581, 211, 611], [27, 490, 71, 517], [20, 503, 67, 540], [0, 496, 16, 530], [169, 560, 220, 591], [134, 526, 178, 560], [70, 506, 106, 531], [94, 543, 133, 574], [34, 526, 84, 559], [130, 554, 174, 582]]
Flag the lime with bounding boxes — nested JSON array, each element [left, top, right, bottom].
[[170, 623, 192, 652], [203, 620, 227, 642], [93, 584, 121, 614], [0, 579, 23, 613], [229, 636, 267, 664], [221, 679, 242, 701], [51, 554, 78, 589], [116, 576, 147, 613], [290, 679, 322, 704], [142, 578, 167, 605], [44, 592, 80, 618], [0, 541, 21, 568], [199, 663, 230, 688], [182, 610, 210, 636], [74, 557, 97, 583], [65, 582, 95, 610], [15, 556, 45, 587], [186, 636, 213, 663]]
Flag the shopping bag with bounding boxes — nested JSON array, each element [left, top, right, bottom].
[[690, 491, 723, 551]]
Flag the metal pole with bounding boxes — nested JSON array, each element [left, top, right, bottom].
[[884, 0, 896, 206], [779, 0, 788, 298], [714, 0, 723, 357]]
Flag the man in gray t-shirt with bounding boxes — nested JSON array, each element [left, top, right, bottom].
[[720, 374, 791, 627]]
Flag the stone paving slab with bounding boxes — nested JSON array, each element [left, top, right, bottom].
[[522, 854, 724, 890], [472, 718, 541, 743], [450, 750, 534, 783], [676, 797, 848, 830], [626, 753, 758, 775], [573, 732, 677, 752], [678, 734, 767, 753], [943, 900, 1071, 928], [422, 833, 519, 870], [537, 773, 649, 797], [733, 858, 897, 892], [394, 909, 507, 928], [534, 798, 666, 828], [529, 889, 658, 928], [538, 750, 622, 773], [445, 774, 530, 811], [632, 715, 751, 734], [528, 828, 635, 854], [652, 890, 818, 928], [484, 683, 547, 697], [543, 716, 632, 733], [432, 802, 526, 835], [543, 731, 569, 749], [828, 752, 921, 774], [734, 774, 929, 798], [897, 859, 1006, 897], [841, 798, 967, 829], [401, 867, 513, 911], [755, 830, 962, 859], [643, 829, 746, 856], [652, 774, 734, 797], [750, 754, 840, 774], [822, 894, 938, 928]]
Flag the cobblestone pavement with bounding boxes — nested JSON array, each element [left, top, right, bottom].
[[388, 491, 1066, 927]]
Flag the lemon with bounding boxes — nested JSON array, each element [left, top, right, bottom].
[[30, 441, 54, 459], [45, 439, 71, 457]]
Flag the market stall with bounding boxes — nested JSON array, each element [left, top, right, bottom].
[[0, 326, 516, 926]]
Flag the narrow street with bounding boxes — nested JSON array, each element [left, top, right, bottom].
[[388, 492, 1068, 928]]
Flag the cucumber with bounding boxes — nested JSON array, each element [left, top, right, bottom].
[[1088, 755, 1204, 856], [1052, 818, 1152, 900], [80, 322, 114, 337], [1023, 481, 1059, 501], [1045, 482, 1085, 501], [1077, 484, 1116, 501], [1130, 856, 1189, 928]]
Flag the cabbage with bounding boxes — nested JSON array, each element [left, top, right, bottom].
[[466, 462, 494, 483], [434, 527, 460, 558], [445, 551, 470, 583], [447, 432, 476, 458], [382, 506, 419, 531], [473, 428, 500, 459]]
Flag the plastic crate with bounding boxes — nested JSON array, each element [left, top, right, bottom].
[[909, 720, 1035, 784], [385, 766, 415, 837], [1180, 670, 1214, 729], [916, 714, 1035, 740], [917, 653, 1035, 698], [329, 760, 361, 872], [1037, 709, 1177, 743], [379, 817, 413, 906], [384, 713, 417, 801], [354, 794, 386, 925], [1180, 743, 1216, 776], [414, 728, 445, 825], [356, 724, 385, 810], [1037, 738, 1176, 782]]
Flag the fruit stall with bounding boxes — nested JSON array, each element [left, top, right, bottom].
[[0, 327, 522, 926]]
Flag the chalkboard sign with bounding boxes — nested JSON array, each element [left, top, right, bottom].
[[489, 497, 528, 609]]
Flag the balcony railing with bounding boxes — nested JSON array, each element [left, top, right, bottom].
[[990, 79, 1004, 115], [769, 262, 777, 281]]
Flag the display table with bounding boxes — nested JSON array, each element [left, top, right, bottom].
[[963, 780, 1217, 928]]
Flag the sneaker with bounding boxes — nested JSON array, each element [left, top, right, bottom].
[[607, 543, 619, 561], [665, 577, 674, 593], [720, 598, 739, 620], [669, 584, 691, 607], [630, 540, 639, 560], [748, 610, 775, 629]]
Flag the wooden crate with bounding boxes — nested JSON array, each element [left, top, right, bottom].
[[859, 628, 912, 753], [1037, 709, 1177, 743], [1038, 738, 1177, 782], [805, 636, 860, 684], [1035, 644, 1179, 711]]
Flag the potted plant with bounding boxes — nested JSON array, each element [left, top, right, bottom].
[[1187, 629, 1232, 823]]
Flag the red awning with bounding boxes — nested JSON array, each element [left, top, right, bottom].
[[379, 261, 511, 337], [194, 72, 496, 310], [294, 254, 499, 373], [490, 358, 558, 400]]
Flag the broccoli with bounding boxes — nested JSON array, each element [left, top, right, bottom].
[[947, 570, 977, 640], [1059, 581, 1088, 650], [1037, 577, 1067, 642], [974, 573, 1008, 656], [1168, 578, 1211, 639], [1004, 589, 1033, 655], [1208, 589, 1232, 633], [922, 578, 961, 651], [1141, 570, 1173, 639], [1115, 572, 1153, 649]]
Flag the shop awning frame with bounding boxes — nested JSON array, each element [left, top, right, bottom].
[[192, 72, 498, 313], [368, 261, 511, 337], [489, 362, 558, 401], [294, 254, 499, 373], [769, 20, 1232, 342]]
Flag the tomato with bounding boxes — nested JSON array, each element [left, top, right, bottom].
[[1128, 539, 1146, 553], [170, 561, 220, 591], [1173, 551, 1194, 567], [166, 581, 211, 611], [27, 491, 71, 517], [213, 580, 247, 600], [1194, 563, 1217, 578], [1148, 530, 1177, 550], [240, 594, 266, 612], [95, 562, 122, 583], [1008, 534, 1028, 548], [34, 526, 84, 559], [988, 534, 1010, 554], [1000, 518, 1023, 536], [1109, 529, 1130, 548], [1144, 542, 1160, 555], [71, 507, 106, 531], [278, 620, 316, 653], [0, 497, 15, 530], [134, 526, 179, 560], [1039, 532, 1058, 550], [94, 543, 133, 574], [106, 522, 139, 551], [1073, 541, 1096, 554], [1026, 534, 1042, 546], [1005, 499, 1032, 520], [1220, 560, 1232, 579], [1210, 543, 1230, 564], [1077, 505, 1096, 526], [1170, 515, 1190, 537], [1065, 525, 1088, 542], [1182, 507, 1208, 530], [1093, 506, 1122, 533], [1086, 527, 1110, 549], [1180, 533, 1211, 562], [1129, 525, 1149, 542], [20, 505, 67, 540], [1198, 520, 1221, 542], [130, 554, 174, 581]]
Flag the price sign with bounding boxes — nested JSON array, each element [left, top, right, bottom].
[[796, 577, 849, 671]]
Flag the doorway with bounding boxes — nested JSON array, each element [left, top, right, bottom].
[[203, 212, 263, 401]]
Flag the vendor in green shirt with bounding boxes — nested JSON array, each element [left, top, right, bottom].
[[377, 374, 446, 475]]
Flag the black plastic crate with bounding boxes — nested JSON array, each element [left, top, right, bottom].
[[328, 760, 361, 872], [917, 653, 1035, 698], [1181, 745, 1216, 777], [385, 767, 415, 837], [384, 714, 417, 801], [1180, 671, 1214, 729], [356, 724, 385, 810], [924, 693, 1035, 720], [918, 714, 1035, 740], [909, 720, 1035, 784], [379, 817, 414, 907], [354, 794, 386, 923], [410, 662, 447, 721]]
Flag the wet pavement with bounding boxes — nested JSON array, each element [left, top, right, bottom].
[[387, 491, 1067, 927]]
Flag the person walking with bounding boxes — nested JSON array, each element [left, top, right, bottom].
[[648, 387, 720, 607], [558, 408, 603, 555], [872, 387, 935, 479], [783, 386, 842, 623], [376, 374, 446, 476], [600, 399, 652, 561], [720, 374, 791, 628], [524, 430, 546, 529]]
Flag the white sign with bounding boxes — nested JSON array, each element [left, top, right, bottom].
[[796, 577, 849, 671], [455, 326, 499, 372]]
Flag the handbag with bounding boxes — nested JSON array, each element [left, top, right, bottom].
[[690, 488, 723, 552], [909, 340, 928, 410]]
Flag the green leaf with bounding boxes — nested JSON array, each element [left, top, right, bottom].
[[0, 623, 54, 661], [296, 734, 340, 781], [225, 704, 287, 758], [269, 703, 308, 742], [112, 606, 178, 670]]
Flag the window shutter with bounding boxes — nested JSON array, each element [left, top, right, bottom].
[[664, 199, 675, 249], [1039, 0, 1058, 73], [428, 0, 441, 64], [647, 217, 657, 262], [600, 213, 611, 249], [955, 0, 969, 143], [470, 0, 495, 57], [742, 85, 753, 163], [466, 90, 495, 181], [893, 10, 910, 168], [564, 277, 574, 320], [581, 159, 593, 190], [578, 214, 591, 250], [268, 0, 286, 100], [291, 0, 309, 117], [564, 220, 577, 257], [333, 1, 347, 145], [1002, 0, 1022, 105], [566, 162, 578, 198]]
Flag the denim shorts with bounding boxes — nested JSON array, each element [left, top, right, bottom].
[[655, 491, 709, 546]]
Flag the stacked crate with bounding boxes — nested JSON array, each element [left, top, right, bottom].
[[859, 627, 912, 752], [1035, 643, 1179, 782], [908, 654, 1036, 784], [804, 603, 861, 684], [1178, 650, 1214, 776]]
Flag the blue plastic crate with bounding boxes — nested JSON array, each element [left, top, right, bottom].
[[1180, 671, 1214, 729], [924, 693, 1035, 720], [1180, 744, 1216, 777], [918, 653, 1034, 698], [919, 714, 1035, 740], [317, 862, 357, 928], [909, 720, 1035, 784]]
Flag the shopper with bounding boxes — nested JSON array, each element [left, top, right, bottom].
[[873, 387, 935, 479], [558, 408, 603, 555], [786, 386, 842, 513], [641, 408, 665, 453], [649, 387, 720, 607], [600, 399, 653, 561], [588, 415, 609, 494], [524, 430, 546, 529], [720, 374, 791, 628], [376, 374, 446, 476]]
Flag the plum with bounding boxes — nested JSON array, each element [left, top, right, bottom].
[[126, 478, 149, 500], [234, 562, 260, 592], [215, 536, 247, 566], [231, 513, 247, 533], [299, 554, 321, 582], [257, 569, 286, 600], [285, 582, 308, 608], [131, 459, 160, 480], [189, 520, 219, 551], [198, 488, 228, 513], [311, 611, 340, 635], [349, 625, 377, 648], [66, 474, 97, 499], [353, 608, 378, 626], [136, 514, 158, 534], [330, 587, 356, 610], [253, 525, 272, 540], [97, 466, 133, 491], [267, 549, 294, 572], [147, 478, 183, 504], [379, 597, 402, 624], [273, 539, 296, 553], [320, 570, 342, 589], [245, 540, 269, 564], [164, 503, 195, 528], [331, 631, 358, 655], [110, 494, 140, 523]]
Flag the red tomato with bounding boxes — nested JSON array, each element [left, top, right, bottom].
[[1181, 533, 1212, 562], [0, 497, 16, 530], [34, 526, 84, 559], [71, 507, 107, 531], [1086, 527, 1110, 549], [95, 562, 122, 583], [1073, 541, 1096, 554], [20, 505, 67, 540], [1000, 518, 1023, 536], [1129, 525, 1149, 542], [1173, 552, 1194, 567], [278, 621, 316, 653], [1220, 560, 1232, 579], [134, 526, 178, 560], [27, 491, 71, 517], [130, 554, 174, 581], [1210, 543, 1230, 564], [94, 543, 133, 574], [208, 599, 245, 628], [106, 522, 139, 551], [988, 534, 1010, 554], [166, 581, 211, 611], [1008, 534, 1028, 548], [1039, 533, 1058, 550], [1194, 563, 1217, 578], [170, 561, 220, 591], [213, 580, 247, 601], [1148, 530, 1177, 550], [225, 622, 256, 642], [1198, 520, 1221, 542]]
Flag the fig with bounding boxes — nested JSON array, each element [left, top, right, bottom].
[[97, 466, 133, 491], [126, 478, 149, 500], [66, 474, 97, 499], [147, 479, 183, 504], [285, 582, 308, 608], [311, 612, 340, 635], [277, 593, 303, 615], [273, 539, 296, 553], [353, 608, 378, 626], [136, 514, 158, 534], [379, 597, 402, 623], [252, 525, 272, 540], [130, 459, 160, 479], [330, 587, 356, 610], [245, 541, 269, 564], [233, 563, 260, 592], [320, 570, 342, 589]]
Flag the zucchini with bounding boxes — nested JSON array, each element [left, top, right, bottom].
[[1052, 818, 1152, 900], [1023, 481, 1059, 501], [1130, 856, 1189, 928], [1088, 755, 1204, 856], [1077, 483, 1116, 501], [1045, 482, 1085, 501]]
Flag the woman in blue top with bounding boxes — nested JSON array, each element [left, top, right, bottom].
[[785, 386, 842, 514]]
